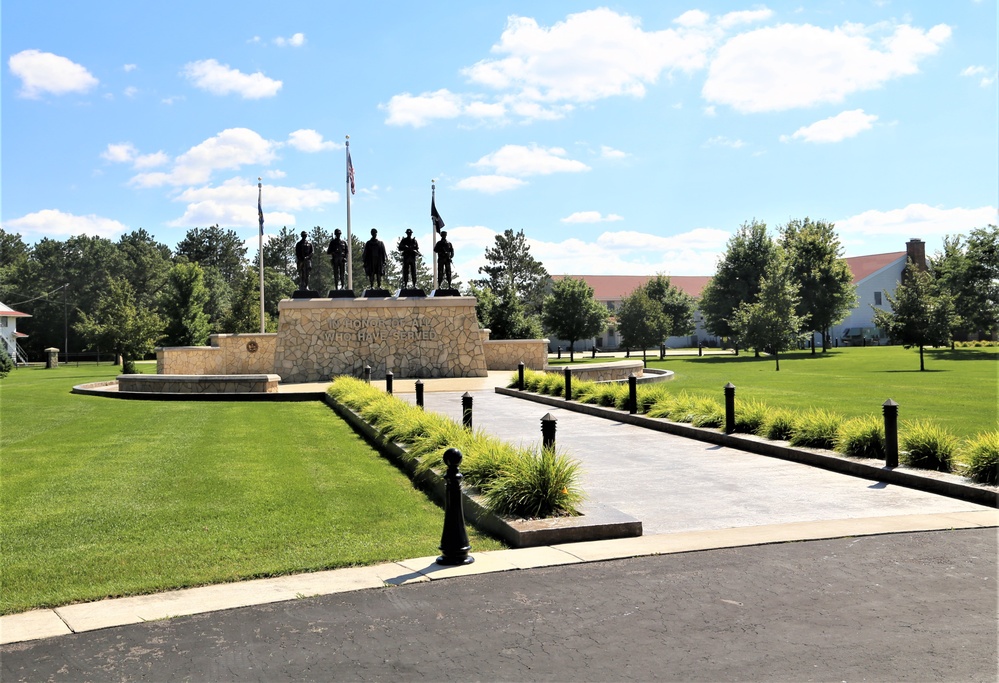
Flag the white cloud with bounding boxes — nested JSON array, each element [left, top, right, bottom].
[[264, 169, 287, 179], [134, 151, 169, 169], [274, 32, 306, 47], [471, 144, 589, 176], [287, 129, 340, 152], [781, 109, 878, 143], [561, 211, 624, 224], [600, 145, 628, 159], [3, 209, 128, 239], [673, 10, 710, 28], [717, 9, 774, 29], [705, 135, 745, 148], [130, 128, 279, 187], [961, 64, 996, 87], [382, 89, 464, 127], [462, 8, 714, 104], [102, 142, 138, 164], [703, 21, 951, 112], [836, 204, 999, 237], [182, 59, 282, 99], [123, 64, 137, 72], [168, 177, 338, 228], [123, 86, 138, 98], [454, 175, 526, 193], [8, 49, 99, 98], [464, 100, 507, 119]]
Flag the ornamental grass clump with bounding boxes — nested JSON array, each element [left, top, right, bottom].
[[836, 415, 886, 459], [760, 408, 797, 441], [327, 376, 584, 517], [789, 409, 842, 450], [689, 397, 725, 428], [539, 371, 565, 397], [480, 447, 584, 518], [900, 420, 957, 472], [636, 384, 673, 413], [961, 431, 999, 485], [733, 399, 769, 435]]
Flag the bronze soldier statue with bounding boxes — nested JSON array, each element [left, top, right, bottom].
[[326, 228, 348, 290], [362, 228, 387, 289]]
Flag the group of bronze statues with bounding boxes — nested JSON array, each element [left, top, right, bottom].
[[294, 228, 454, 293]]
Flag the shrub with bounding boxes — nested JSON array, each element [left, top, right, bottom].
[[900, 420, 957, 472], [961, 431, 999, 485], [789, 409, 842, 450], [539, 371, 565, 397], [0, 345, 13, 379], [836, 416, 886, 459], [666, 391, 698, 423], [589, 383, 625, 408], [480, 447, 584, 518], [646, 393, 677, 419], [733, 399, 769, 435], [760, 409, 797, 441]]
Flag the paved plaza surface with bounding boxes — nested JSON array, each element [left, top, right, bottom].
[[3, 529, 996, 682], [401, 389, 992, 534]]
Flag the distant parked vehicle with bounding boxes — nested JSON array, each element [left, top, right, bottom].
[[840, 327, 885, 346]]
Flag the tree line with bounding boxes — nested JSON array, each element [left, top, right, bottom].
[[2, 219, 995, 372]]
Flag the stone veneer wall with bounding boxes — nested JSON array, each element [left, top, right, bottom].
[[118, 374, 281, 393], [482, 338, 550, 370], [156, 333, 277, 375], [556, 360, 645, 382], [274, 297, 488, 382]]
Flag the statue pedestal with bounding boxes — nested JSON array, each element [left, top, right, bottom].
[[274, 297, 488, 382], [361, 288, 392, 298], [431, 289, 461, 297], [327, 290, 355, 298], [292, 290, 320, 299], [396, 288, 427, 298]]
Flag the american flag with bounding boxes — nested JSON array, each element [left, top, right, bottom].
[[347, 149, 355, 195]]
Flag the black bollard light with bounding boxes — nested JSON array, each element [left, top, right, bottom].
[[518, 361, 525, 391], [557, 346, 562, 359], [541, 413, 557, 449], [629, 373, 638, 414], [724, 383, 736, 434], [385, 370, 394, 395], [563, 366, 572, 401], [436, 448, 473, 566], [592, 347, 597, 359], [363, 364, 371, 384], [415, 379, 424, 409], [698, 343, 703, 357], [883, 399, 899, 468], [660, 343, 665, 360], [461, 392, 473, 430]]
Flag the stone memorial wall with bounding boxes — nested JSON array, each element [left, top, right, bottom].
[[157, 333, 278, 375], [273, 297, 488, 383]]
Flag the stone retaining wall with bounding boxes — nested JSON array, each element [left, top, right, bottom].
[[156, 334, 277, 375], [483, 338, 550, 370], [558, 360, 645, 382], [118, 374, 281, 394]]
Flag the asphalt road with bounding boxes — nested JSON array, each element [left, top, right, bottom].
[[3, 528, 996, 682]]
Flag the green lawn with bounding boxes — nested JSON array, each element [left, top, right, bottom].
[[0, 365, 502, 615], [637, 346, 997, 440]]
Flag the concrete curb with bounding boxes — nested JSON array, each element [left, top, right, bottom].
[[322, 394, 642, 548], [496, 386, 998, 508], [71, 381, 325, 401]]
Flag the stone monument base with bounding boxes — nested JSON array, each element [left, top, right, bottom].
[[274, 296, 488, 382]]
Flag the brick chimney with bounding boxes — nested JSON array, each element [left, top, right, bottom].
[[906, 238, 927, 272]]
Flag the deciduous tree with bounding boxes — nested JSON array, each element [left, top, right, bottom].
[[160, 262, 211, 346], [699, 220, 777, 352], [730, 248, 803, 371], [932, 225, 998, 339], [541, 277, 608, 361], [617, 288, 666, 364], [873, 261, 957, 371], [75, 277, 164, 372]]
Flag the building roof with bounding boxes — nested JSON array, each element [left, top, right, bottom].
[[843, 251, 905, 283], [0, 302, 31, 317], [555, 250, 907, 301]]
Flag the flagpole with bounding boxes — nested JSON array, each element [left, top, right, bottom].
[[257, 178, 265, 333], [345, 135, 353, 292], [431, 179, 438, 291]]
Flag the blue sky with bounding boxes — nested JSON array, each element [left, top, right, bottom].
[[3, 1, 996, 280]]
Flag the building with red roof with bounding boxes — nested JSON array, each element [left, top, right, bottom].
[[0, 302, 31, 364]]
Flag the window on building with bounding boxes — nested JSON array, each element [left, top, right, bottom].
[[606, 301, 615, 312], [874, 291, 882, 306]]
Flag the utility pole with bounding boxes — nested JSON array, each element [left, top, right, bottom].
[[63, 283, 68, 363]]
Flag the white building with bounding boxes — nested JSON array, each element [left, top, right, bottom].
[[0, 302, 31, 364], [550, 239, 926, 351]]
